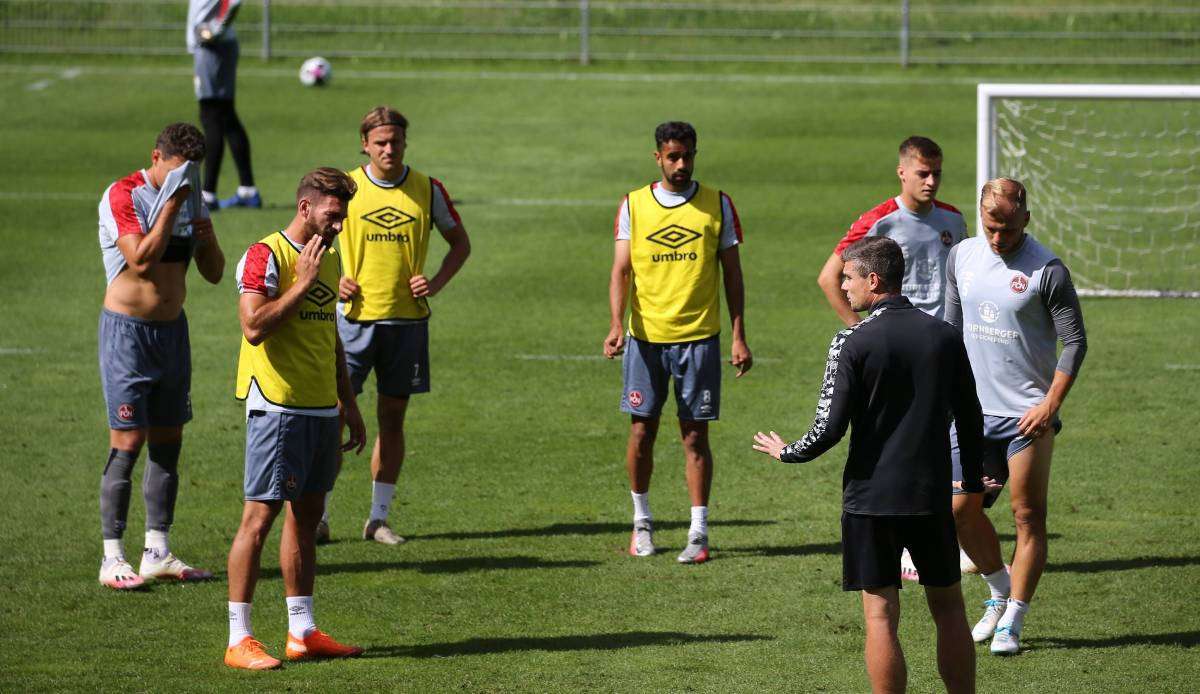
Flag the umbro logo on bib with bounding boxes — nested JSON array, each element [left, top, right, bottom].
[[362, 206, 415, 230], [647, 225, 701, 250], [306, 280, 336, 307]]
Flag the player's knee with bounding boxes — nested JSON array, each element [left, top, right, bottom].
[[110, 429, 147, 453], [1011, 504, 1047, 535]]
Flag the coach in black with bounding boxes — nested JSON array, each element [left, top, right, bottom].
[[753, 236, 983, 694]]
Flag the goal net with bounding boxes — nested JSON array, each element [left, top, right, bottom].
[[977, 84, 1200, 298]]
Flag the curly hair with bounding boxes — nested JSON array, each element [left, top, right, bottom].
[[155, 122, 206, 161]]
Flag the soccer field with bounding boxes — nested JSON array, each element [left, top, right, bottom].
[[1, 56, 1199, 692]]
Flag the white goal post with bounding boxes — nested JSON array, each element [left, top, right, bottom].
[[977, 83, 1200, 298]]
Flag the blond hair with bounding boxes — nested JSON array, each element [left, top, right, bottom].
[[980, 177, 1027, 216]]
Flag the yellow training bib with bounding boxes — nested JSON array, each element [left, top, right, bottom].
[[338, 165, 433, 321], [235, 232, 341, 409], [627, 182, 724, 343]]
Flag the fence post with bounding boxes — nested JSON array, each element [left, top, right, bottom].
[[899, 0, 909, 68], [579, 0, 590, 65], [262, 0, 271, 60]]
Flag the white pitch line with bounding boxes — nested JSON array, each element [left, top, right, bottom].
[[0, 63, 1007, 87], [0, 190, 609, 207], [515, 353, 781, 363], [1165, 364, 1200, 371], [26, 80, 51, 91], [0, 347, 43, 355]]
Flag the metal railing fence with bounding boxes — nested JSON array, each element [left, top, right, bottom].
[[1, 0, 1197, 67]]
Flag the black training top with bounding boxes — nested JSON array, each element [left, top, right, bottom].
[[779, 295, 984, 516]]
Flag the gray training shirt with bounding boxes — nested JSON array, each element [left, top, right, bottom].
[[944, 234, 1087, 417]]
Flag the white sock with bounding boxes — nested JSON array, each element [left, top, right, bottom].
[[237, 185, 258, 199], [321, 495, 331, 524], [144, 529, 170, 556], [631, 491, 652, 522], [982, 566, 1011, 600], [286, 595, 316, 639], [998, 598, 1029, 632], [689, 506, 708, 537], [103, 539, 124, 561], [370, 482, 396, 522], [228, 602, 253, 647], [202, 190, 218, 206]]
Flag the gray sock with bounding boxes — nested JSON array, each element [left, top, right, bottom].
[[100, 449, 137, 540], [144, 442, 181, 532]]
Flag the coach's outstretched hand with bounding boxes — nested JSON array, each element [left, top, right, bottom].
[[340, 401, 366, 454], [752, 431, 787, 461]]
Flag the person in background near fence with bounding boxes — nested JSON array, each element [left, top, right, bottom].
[[96, 122, 223, 589], [225, 168, 366, 670], [187, 0, 260, 210], [817, 135, 969, 581], [944, 178, 1087, 656], [753, 236, 981, 694], [323, 106, 471, 546], [604, 121, 752, 565]]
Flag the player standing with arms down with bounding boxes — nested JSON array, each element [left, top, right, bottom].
[[604, 121, 752, 564], [224, 169, 367, 669], [187, 0, 260, 209], [96, 122, 223, 589], [328, 106, 471, 545], [817, 136, 967, 326], [945, 178, 1087, 655], [753, 237, 982, 694]]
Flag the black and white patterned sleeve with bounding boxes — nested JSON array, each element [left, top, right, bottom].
[[779, 326, 860, 463]]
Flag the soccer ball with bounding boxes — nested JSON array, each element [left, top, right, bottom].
[[299, 57, 332, 87]]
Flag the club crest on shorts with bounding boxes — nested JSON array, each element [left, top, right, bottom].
[[117, 403, 135, 422], [628, 390, 644, 408], [285, 475, 297, 491], [1010, 274, 1029, 294], [940, 230, 954, 246]]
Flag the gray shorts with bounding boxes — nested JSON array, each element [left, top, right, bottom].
[[193, 39, 238, 100], [620, 334, 721, 421], [337, 316, 430, 398], [98, 309, 192, 430], [951, 415, 1062, 507], [244, 411, 339, 502]]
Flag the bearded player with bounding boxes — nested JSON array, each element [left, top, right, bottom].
[[604, 121, 752, 564]]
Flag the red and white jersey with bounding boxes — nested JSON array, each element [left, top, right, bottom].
[[834, 196, 967, 320], [98, 163, 207, 285]]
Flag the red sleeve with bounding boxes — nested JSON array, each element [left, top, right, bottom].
[[833, 198, 898, 255], [430, 178, 462, 227], [240, 243, 273, 295], [216, 0, 231, 21], [721, 192, 743, 243], [109, 174, 144, 238], [933, 199, 962, 215], [613, 195, 628, 239]]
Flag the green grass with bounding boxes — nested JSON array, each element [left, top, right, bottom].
[[1, 52, 1199, 692]]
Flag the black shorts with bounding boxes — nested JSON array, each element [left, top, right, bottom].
[[841, 511, 960, 591]]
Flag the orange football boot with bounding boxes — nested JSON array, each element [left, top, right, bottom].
[[224, 637, 282, 670], [285, 629, 364, 661]]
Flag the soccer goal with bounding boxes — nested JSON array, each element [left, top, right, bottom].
[[977, 84, 1200, 298]]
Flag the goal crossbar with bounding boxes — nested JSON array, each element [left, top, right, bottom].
[[977, 83, 1200, 298]]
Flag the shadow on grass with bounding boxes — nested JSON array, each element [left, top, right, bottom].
[[1047, 555, 1200, 573], [724, 542, 842, 557], [363, 631, 773, 659], [1026, 631, 1200, 650], [262, 556, 599, 579], [998, 532, 1062, 541], [410, 519, 776, 541]]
